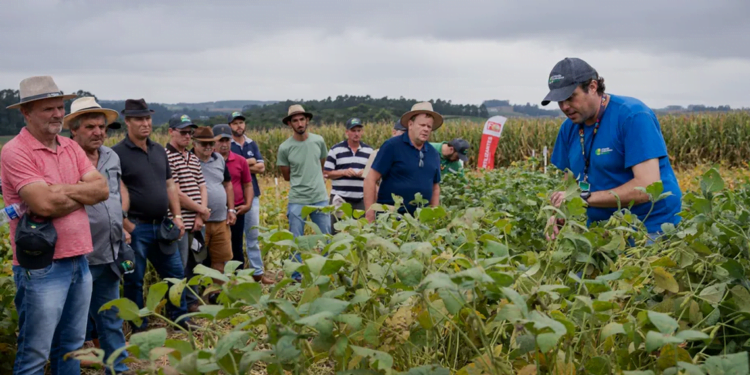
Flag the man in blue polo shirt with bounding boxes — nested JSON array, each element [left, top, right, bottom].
[[543, 57, 682, 241], [364, 102, 442, 222]]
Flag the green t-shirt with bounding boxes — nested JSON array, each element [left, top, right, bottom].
[[277, 133, 329, 204], [430, 142, 464, 175]]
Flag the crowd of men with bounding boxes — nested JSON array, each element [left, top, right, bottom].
[[1, 56, 682, 374]]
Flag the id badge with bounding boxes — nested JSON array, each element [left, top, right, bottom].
[[579, 180, 591, 192]]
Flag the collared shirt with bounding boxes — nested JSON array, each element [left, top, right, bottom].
[[166, 144, 205, 230], [198, 151, 231, 222], [231, 135, 264, 197], [225, 151, 252, 206], [324, 140, 373, 201], [371, 132, 441, 215], [112, 136, 172, 221], [1, 128, 96, 265], [85, 146, 124, 266]]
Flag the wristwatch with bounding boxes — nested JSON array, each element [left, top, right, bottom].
[[228, 209, 237, 214], [580, 191, 591, 202], [122, 211, 128, 219]]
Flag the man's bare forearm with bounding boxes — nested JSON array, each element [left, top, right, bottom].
[[178, 191, 205, 213], [587, 179, 651, 208], [47, 194, 84, 218], [430, 184, 440, 207], [55, 178, 109, 206], [166, 179, 182, 216], [364, 175, 378, 212], [249, 162, 265, 173]]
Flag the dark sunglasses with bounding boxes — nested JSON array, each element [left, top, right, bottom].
[[178, 130, 195, 136], [197, 141, 215, 147]]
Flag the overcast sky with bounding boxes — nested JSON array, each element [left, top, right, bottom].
[[0, 0, 747, 108]]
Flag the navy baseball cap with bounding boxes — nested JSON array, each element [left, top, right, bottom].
[[448, 138, 470, 162], [345, 117, 363, 130], [227, 111, 245, 123], [541, 58, 599, 106], [212, 124, 232, 139], [169, 114, 198, 129], [393, 120, 407, 131]]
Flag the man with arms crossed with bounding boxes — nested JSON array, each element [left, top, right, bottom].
[[66, 97, 130, 374], [229, 112, 274, 283], [113, 99, 193, 332], [2, 76, 109, 374], [364, 102, 443, 222]]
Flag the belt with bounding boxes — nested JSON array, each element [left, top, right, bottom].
[[129, 216, 162, 225]]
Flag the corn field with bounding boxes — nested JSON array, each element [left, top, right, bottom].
[[95, 111, 749, 173]]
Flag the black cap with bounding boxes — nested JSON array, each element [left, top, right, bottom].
[[227, 111, 245, 123], [541, 57, 599, 106], [157, 218, 181, 255], [393, 120, 407, 132], [168, 114, 198, 129], [448, 138, 470, 162], [14, 214, 57, 269], [345, 118, 363, 130], [107, 121, 122, 130], [212, 124, 232, 139]]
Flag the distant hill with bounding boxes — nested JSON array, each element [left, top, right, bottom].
[[483, 100, 562, 118], [162, 100, 278, 112]]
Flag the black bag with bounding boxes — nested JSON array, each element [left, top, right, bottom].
[[156, 217, 181, 255], [15, 212, 57, 269]]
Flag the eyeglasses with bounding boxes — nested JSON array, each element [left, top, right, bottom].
[[419, 149, 424, 168], [179, 130, 194, 137], [197, 141, 215, 147]]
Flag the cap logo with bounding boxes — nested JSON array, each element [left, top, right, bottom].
[[232, 112, 242, 117], [181, 115, 191, 123], [549, 74, 564, 84], [351, 119, 361, 125]]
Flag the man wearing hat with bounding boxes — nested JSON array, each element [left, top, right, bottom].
[[66, 97, 130, 373], [1, 76, 110, 374], [166, 114, 209, 269], [364, 102, 443, 222], [542, 57, 682, 242], [324, 118, 373, 229], [362, 120, 407, 180], [113, 99, 193, 332], [277, 105, 331, 238], [228, 112, 270, 282], [430, 138, 470, 176]]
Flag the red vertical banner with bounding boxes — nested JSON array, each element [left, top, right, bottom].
[[477, 116, 507, 170]]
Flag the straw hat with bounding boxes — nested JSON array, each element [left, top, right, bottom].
[[63, 97, 119, 129], [282, 104, 313, 125], [400, 102, 444, 130], [6, 76, 77, 110]]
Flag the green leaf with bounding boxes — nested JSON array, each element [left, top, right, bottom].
[[645, 181, 664, 201], [307, 297, 349, 316], [350, 345, 394, 371], [699, 283, 727, 305], [390, 291, 418, 306], [214, 331, 248, 360], [130, 328, 167, 360], [402, 364, 451, 375], [169, 279, 186, 308], [700, 168, 725, 195], [730, 285, 750, 313], [586, 356, 610, 375], [536, 332, 561, 353], [146, 282, 168, 312], [677, 361, 706, 375], [366, 236, 400, 254], [274, 335, 301, 363], [645, 331, 684, 352], [228, 282, 262, 305], [438, 289, 465, 315], [193, 264, 229, 282], [320, 259, 346, 276], [720, 259, 745, 280], [704, 352, 749, 375], [501, 287, 528, 318], [484, 240, 509, 258], [675, 330, 709, 341], [99, 298, 142, 326], [648, 311, 679, 334], [224, 260, 243, 275], [652, 267, 680, 293], [601, 322, 625, 340], [335, 314, 363, 330], [395, 258, 424, 287], [419, 272, 458, 291]]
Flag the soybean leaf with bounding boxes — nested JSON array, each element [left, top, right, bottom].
[[675, 330, 709, 341], [99, 298, 142, 327], [703, 352, 749, 375], [350, 346, 394, 371], [645, 331, 684, 352], [130, 328, 167, 360], [193, 264, 229, 283], [648, 311, 679, 334], [652, 267, 680, 293], [601, 322, 625, 341], [146, 282, 169, 312]]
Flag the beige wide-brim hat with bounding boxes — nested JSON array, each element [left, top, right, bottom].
[[282, 104, 313, 125], [63, 97, 119, 129], [400, 101, 444, 130], [6, 75, 78, 110]]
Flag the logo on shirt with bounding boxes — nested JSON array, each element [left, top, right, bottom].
[[596, 147, 613, 156], [549, 74, 564, 84], [246, 150, 254, 157]]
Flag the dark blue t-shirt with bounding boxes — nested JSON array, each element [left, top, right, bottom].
[[550, 94, 682, 233], [371, 132, 441, 215], [231, 137, 263, 197]]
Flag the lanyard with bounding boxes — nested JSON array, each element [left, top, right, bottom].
[[578, 95, 608, 182]]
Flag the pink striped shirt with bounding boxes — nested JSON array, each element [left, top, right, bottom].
[[1, 128, 96, 265]]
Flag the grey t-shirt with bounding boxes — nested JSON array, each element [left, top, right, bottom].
[[198, 152, 229, 222], [85, 146, 124, 266]]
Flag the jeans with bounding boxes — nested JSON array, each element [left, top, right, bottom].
[[244, 197, 264, 276], [230, 213, 246, 268], [124, 223, 188, 330], [12, 255, 93, 375], [177, 233, 190, 270], [288, 201, 331, 280], [86, 264, 129, 373]]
